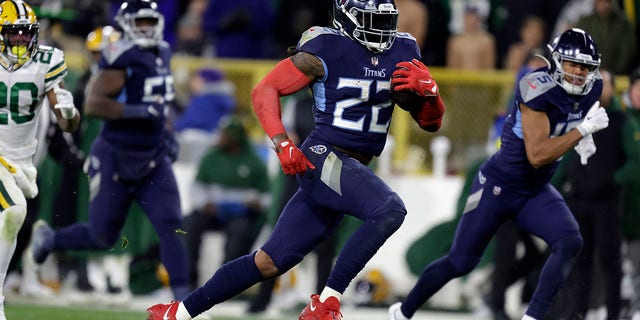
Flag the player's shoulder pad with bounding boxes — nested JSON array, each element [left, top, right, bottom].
[[157, 40, 171, 51], [298, 26, 340, 48], [102, 39, 136, 65], [34, 45, 64, 65], [35, 45, 68, 88], [396, 31, 417, 42], [518, 70, 556, 103], [394, 31, 421, 59]]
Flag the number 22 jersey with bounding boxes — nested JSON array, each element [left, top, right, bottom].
[[297, 27, 420, 157]]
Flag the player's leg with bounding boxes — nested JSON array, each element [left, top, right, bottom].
[[171, 190, 336, 319], [546, 199, 594, 319], [395, 174, 513, 319], [594, 201, 623, 319], [33, 138, 133, 263], [0, 160, 28, 319], [182, 210, 217, 289], [309, 153, 405, 298], [136, 158, 189, 300], [515, 184, 583, 320]]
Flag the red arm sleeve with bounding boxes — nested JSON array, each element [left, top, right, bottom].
[[251, 58, 312, 139], [410, 94, 446, 132]]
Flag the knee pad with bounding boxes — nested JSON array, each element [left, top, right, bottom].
[[1, 205, 26, 239], [369, 194, 406, 236], [551, 233, 583, 259]]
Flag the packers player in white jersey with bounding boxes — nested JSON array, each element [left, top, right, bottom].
[[0, 0, 80, 317]]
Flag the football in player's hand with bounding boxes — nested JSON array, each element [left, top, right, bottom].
[[390, 86, 424, 112]]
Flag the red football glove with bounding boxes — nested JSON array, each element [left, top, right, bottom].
[[275, 139, 315, 175], [391, 59, 439, 97]]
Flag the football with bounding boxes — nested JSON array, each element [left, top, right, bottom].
[[390, 87, 424, 112]]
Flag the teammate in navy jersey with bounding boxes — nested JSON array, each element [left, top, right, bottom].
[[146, 0, 445, 319], [388, 28, 609, 320], [30, 0, 189, 301]]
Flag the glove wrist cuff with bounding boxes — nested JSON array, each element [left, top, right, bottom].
[[61, 106, 77, 120], [122, 104, 152, 119], [576, 124, 588, 137]]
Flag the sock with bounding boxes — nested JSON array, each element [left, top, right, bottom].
[[522, 315, 537, 320], [176, 302, 191, 320], [394, 304, 410, 320], [319, 286, 342, 302], [183, 254, 263, 316]]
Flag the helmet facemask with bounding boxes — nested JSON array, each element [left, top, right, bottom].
[[116, 4, 164, 48], [333, 1, 398, 52], [0, 23, 38, 67], [550, 51, 600, 95]]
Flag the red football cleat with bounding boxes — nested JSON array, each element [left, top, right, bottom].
[[299, 294, 343, 320], [147, 300, 180, 320]]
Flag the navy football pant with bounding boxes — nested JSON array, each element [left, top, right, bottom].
[[52, 137, 189, 299], [183, 137, 406, 316], [401, 171, 582, 319]]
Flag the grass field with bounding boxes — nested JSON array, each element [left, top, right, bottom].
[[4, 303, 275, 320], [3, 292, 472, 320], [6, 304, 146, 320], [4, 300, 282, 320], [4, 301, 473, 320]]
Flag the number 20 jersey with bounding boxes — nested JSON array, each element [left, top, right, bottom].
[[297, 27, 420, 157], [0, 45, 67, 160]]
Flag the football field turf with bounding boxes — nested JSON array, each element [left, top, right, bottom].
[[4, 292, 471, 320], [4, 301, 471, 320]]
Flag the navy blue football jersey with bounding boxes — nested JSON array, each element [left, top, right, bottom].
[[482, 67, 603, 195], [297, 27, 420, 156], [98, 39, 174, 148]]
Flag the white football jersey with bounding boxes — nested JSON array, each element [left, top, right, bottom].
[[0, 45, 67, 161]]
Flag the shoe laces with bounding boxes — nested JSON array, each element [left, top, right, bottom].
[[322, 297, 342, 320]]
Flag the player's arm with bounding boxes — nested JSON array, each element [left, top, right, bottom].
[[85, 69, 166, 121], [84, 69, 127, 120], [46, 82, 80, 133], [409, 94, 445, 132], [251, 52, 322, 175], [252, 52, 322, 142], [520, 103, 585, 168], [392, 59, 445, 132]]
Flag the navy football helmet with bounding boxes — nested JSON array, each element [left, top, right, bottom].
[[115, 0, 164, 48], [548, 28, 601, 95], [332, 0, 398, 52]]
